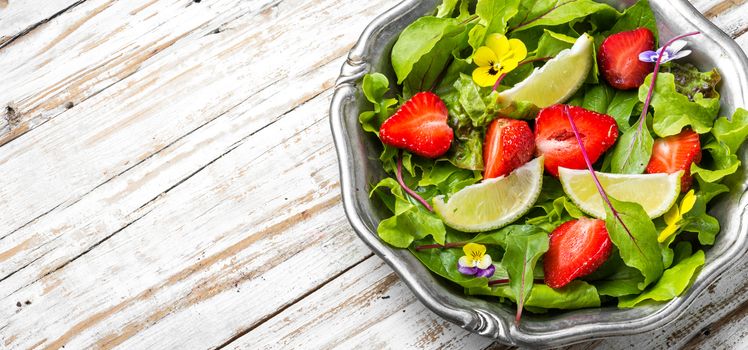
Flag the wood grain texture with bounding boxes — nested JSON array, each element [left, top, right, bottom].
[[0, 0, 745, 349]]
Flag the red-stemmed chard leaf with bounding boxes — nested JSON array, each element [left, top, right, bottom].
[[396, 150, 433, 211]]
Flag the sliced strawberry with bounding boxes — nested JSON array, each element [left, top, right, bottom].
[[534, 105, 618, 177], [544, 218, 613, 289], [379, 92, 454, 158], [483, 118, 535, 179], [646, 129, 701, 191], [598, 28, 656, 90]]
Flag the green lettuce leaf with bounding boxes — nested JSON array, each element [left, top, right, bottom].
[[662, 62, 721, 100], [604, 197, 664, 290], [371, 178, 446, 247], [501, 226, 550, 320], [468, 280, 600, 310], [391, 16, 469, 96], [533, 29, 575, 58], [610, 117, 654, 174], [607, 0, 658, 42], [618, 250, 705, 307], [681, 175, 729, 245], [639, 73, 720, 137], [691, 140, 741, 183], [358, 73, 397, 134], [712, 108, 748, 154], [467, 0, 521, 52]]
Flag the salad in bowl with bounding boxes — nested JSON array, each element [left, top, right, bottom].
[[355, 0, 748, 326]]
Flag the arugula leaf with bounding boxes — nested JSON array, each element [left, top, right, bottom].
[[608, 0, 658, 43], [691, 140, 741, 183], [501, 226, 550, 321], [610, 118, 654, 174], [469, 281, 600, 310], [713, 108, 748, 154], [509, 0, 619, 33], [639, 73, 720, 137], [604, 197, 664, 290], [618, 250, 705, 307], [359, 73, 397, 134], [371, 178, 446, 247], [391, 17, 469, 96], [662, 62, 721, 100], [606, 90, 640, 130]]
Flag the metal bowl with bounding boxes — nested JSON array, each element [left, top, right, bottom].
[[329, 0, 748, 346]]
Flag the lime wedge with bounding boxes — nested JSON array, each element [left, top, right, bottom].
[[433, 157, 544, 232], [498, 33, 594, 108], [559, 167, 682, 219]]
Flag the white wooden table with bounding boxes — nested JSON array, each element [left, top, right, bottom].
[[0, 0, 746, 349]]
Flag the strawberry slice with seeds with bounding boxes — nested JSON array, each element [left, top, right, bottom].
[[598, 28, 656, 90], [646, 129, 701, 191], [535, 105, 618, 177], [544, 218, 613, 289], [379, 92, 454, 158], [483, 118, 535, 179]]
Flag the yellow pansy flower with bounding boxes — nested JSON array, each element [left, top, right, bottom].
[[472, 33, 528, 87], [658, 189, 697, 243], [457, 243, 495, 277]]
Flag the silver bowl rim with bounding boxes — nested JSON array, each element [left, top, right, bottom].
[[329, 0, 748, 346]]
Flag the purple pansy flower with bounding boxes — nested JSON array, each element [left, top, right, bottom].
[[457, 243, 495, 278], [639, 40, 691, 63]]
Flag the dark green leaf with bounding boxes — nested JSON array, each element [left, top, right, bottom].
[[606, 90, 639, 130], [604, 197, 664, 289], [582, 83, 614, 113], [391, 17, 469, 96], [501, 226, 550, 320], [510, 0, 619, 33], [608, 0, 658, 43], [610, 118, 654, 174]]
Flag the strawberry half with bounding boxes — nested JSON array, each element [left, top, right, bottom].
[[534, 105, 618, 177], [646, 129, 701, 191], [379, 92, 454, 158], [598, 28, 656, 90], [483, 118, 535, 179], [543, 218, 613, 289]]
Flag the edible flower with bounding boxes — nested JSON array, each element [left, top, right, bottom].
[[472, 33, 527, 88], [639, 40, 691, 63], [457, 243, 495, 277], [658, 189, 696, 242]]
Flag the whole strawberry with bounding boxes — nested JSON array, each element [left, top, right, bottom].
[[379, 92, 454, 158], [598, 28, 656, 90]]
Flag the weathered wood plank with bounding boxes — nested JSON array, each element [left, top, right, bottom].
[[0, 0, 278, 146], [0, 91, 375, 349], [232, 256, 498, 350], [0, 0, 398, 275], [0, 0, 83, 48]]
